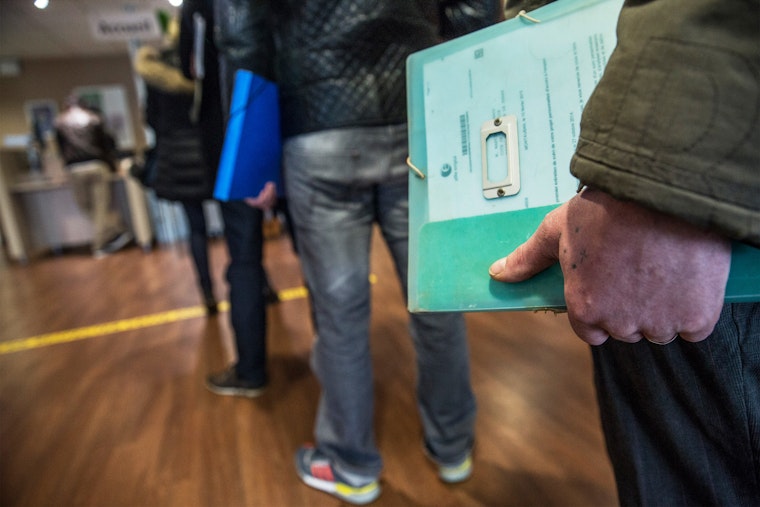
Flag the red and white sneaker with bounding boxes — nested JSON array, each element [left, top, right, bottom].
[[295, 444, 380, 505]]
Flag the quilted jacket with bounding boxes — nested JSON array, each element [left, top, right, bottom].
[[215, 0, 503, 137]]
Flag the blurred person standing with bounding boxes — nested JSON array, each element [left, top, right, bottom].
[[133, 17, 220, 315], [217, 1, 503, 503], [179, 0, 278, 398]]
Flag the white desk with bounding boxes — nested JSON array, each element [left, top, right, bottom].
[[0, 148, 153, 262]]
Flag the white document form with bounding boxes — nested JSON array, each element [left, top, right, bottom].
[[422, 0, 623, 223]]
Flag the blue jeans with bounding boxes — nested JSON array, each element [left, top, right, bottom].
[[220, 200, 267, 385], [593, 302, 760, 506], [283, 124, 477, 479]]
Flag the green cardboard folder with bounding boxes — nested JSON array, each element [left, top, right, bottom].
[[407, 0, 760, 312]]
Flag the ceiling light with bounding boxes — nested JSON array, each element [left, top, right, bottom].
[[168, 0, 183, 7], [34, 0, 49, 9]]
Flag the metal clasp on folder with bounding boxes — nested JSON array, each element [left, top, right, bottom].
[[516, 10, 541, 23], [481, 115, 520, 199], [406, 157, 426, 179]]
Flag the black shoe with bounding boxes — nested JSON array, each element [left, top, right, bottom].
[[205, 367, 266, 398]]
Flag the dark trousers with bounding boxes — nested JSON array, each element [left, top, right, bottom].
[[180, 201, 213, 297], [220, 200, 267, 385], [593, 302, 760, 506]]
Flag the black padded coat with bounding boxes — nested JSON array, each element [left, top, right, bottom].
[[134, 45, 216, 202]]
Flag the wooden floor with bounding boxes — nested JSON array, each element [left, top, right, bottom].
[[0, 226, 617, 507]]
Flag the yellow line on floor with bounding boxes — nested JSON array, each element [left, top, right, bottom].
[[0, 306, 211, 355], [0, 285, 309, 356], [1, 275, 379, 356], [277, 285, 310, 302]]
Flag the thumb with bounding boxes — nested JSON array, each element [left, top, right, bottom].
[[488, 207, 563, 283]]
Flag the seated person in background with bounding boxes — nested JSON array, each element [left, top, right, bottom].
[[55, 95, 132, 258]]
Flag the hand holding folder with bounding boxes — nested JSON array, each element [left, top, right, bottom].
[[243, 181, 277, 210], [489, 188, 737, 344], [406, 0, 760, 312]]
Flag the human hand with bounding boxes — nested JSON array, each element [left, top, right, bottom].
[[244, 181, 277, 210], [488, 188, 732, 345]]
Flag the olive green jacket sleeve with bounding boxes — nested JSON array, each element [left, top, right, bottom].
[[570, 0, 760, 247]]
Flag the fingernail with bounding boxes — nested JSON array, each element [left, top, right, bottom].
[[489, 258, 506, 277]]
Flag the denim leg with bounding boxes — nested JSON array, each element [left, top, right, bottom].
[[284, 129, 390, 478], [374, 136, 476, 465], [284, 125, 476, 478], [592, 302, 760, 506], [220, 200, 267, 385]]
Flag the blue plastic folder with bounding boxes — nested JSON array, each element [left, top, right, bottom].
[[214, 70, 281, 201], [406, 0, 760, 312]]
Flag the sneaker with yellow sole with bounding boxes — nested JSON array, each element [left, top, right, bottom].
[[295, 444, 380, 505], [425, 446, 473, 483]]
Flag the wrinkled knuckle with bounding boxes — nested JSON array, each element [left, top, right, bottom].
[[570, 300, 598, 326], [682, 310, 720, 339]]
